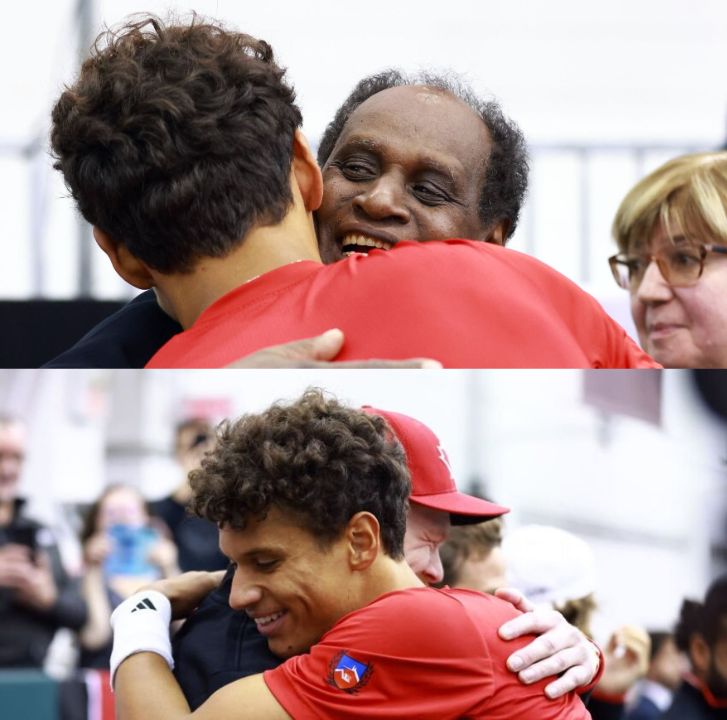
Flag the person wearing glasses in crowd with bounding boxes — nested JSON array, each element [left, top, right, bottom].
[[609, 151, 727, 368]]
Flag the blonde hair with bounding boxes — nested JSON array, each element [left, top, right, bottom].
[[440, 517, 504, 587], [555, 593, 598, 639], [613, 151, 727, 254]]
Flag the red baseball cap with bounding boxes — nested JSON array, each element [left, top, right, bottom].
[[362, 406, 509, 524]]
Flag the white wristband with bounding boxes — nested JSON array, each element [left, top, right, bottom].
[[109, 589, 174, 689]]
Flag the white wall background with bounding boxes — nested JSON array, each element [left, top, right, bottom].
[[1, 0, 726, 331], [0, 368, 724, 640]]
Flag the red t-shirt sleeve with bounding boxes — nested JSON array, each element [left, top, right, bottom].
[[263, 588, 494, 719], [470, 241, 660, 368], [611, 328, 662, 368], [263, 588, 591, 720]]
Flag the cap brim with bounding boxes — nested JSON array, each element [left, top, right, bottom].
[[410, 492, 510, 525]]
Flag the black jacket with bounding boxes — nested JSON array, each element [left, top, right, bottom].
[[662, 680, 727, 720], [150, 497, 228, 573], [172, 566, 280, 710], [0, 500, 87, 667], [44, 290, 180, 368]]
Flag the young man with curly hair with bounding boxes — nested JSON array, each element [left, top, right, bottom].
[[167, 406, 601, 709], [109, 390, 592, 719], [47, 66, 529, 368], [50, 15, 656, 368]]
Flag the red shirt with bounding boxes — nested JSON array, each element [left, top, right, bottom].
[[263, 587, 591, 719], [146, 240, 658, 368]]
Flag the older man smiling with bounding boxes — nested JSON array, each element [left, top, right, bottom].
[[47, 20, 654, 368], [314, 69, 527, 261], [49, 15, 655, 368], [46, 69, 527, 368]]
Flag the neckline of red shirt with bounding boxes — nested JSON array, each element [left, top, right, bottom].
[[684, 672, 727, 709], [189, 259, 322, 330]]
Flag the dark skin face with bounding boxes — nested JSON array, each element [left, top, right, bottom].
[[316, 85, 505, 264]]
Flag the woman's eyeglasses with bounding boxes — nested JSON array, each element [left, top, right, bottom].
[[608, 243, 727, 290]]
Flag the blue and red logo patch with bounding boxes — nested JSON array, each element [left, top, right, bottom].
[[327, 651, 373, 693]]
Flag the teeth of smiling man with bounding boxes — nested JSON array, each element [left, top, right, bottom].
[[341, 234, 394, 255], [254, 610, 285, 627]]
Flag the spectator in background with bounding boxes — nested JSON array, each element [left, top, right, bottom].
[[440, 516, 507, 593], [503, 525, 651, 720], [0, 415, 86, 668], [665, 575, 727, 719], [78, 484, 179, 668], [150, 418, 227, 572], [609, 151, 727, 368], [625, 632, 687, 720]]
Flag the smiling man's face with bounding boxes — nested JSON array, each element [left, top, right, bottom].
[[223, 507, 356, 659], [316, 85, 497, 263]]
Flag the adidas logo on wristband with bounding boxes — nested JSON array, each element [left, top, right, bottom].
[[130, 597, 157, 612], [110, 591, 174, 687]]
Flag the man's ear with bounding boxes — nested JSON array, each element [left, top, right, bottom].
[[292, 129, 324, 212], [346, 512, 380, 571], [690, 633, 711, 675], [479, 219, 510, 246], [93, 227, 155, 289]]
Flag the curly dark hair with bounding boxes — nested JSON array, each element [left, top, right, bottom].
[[188, 389, 410, 558], [317, 69, 529, 241], [675, 575, 727, 657], [50, 14, 302, 274]]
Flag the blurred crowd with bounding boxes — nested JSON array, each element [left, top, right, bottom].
[[0, 414, 221, 718]]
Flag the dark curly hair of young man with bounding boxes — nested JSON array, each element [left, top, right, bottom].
[[51, 13, 302, 274], [189, 389, 410, 559]]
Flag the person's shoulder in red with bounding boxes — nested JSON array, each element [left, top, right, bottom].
[[145, 261, 324, 368], [450, 588, 591, 719], [263, 586, 591, 720], [316, 240, 594, 368], [384, 239, 660, 369], [146, 239, 659, 368]]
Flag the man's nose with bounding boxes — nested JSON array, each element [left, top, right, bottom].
[[635, 259, 673, 303], [419, 551, 444, 586], [352, 175, 411, 223], [228, 568, 263, 611]]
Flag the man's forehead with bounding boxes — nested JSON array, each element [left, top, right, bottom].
[[0, 422, 26, 449], [218, 508, 307, 554], [354, 84, 475, 115], [408, 503, 451, 538], [219, 522, 269, 557], [340, 85, 491, 168]]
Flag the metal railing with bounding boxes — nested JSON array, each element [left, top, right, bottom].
[[4, 140, 709, 298]]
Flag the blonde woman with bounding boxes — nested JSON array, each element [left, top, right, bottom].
[[610, 152, 727, 367]]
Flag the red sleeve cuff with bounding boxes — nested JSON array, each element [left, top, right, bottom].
[[590, 688, 627, 705]]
